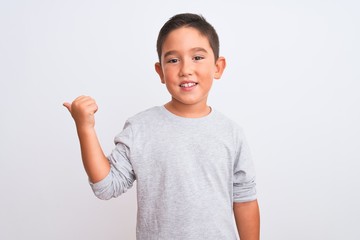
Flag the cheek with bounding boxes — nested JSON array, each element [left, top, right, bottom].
[[199, 66, 215, 78], [163, 67, 178, 79]]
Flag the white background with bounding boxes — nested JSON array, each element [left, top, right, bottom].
[[1, 0, 359, 239]]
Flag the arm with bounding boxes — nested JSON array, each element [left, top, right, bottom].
[[64, 96, 110, 183], [234, 200, 260, 240]]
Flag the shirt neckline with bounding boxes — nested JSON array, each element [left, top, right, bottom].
[[159, 105, 215, 123]]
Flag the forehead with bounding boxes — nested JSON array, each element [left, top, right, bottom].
[[161, 27, 212, 53]]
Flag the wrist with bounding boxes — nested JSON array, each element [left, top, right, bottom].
[[76, 124, 96, 136]]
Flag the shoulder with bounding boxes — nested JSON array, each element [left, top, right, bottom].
[[211, 109, 247, 143], [120, 106, 167, 135], [211, 109, 243, 131], [115, 106, 162, 141], [126, 106, 163, 124]]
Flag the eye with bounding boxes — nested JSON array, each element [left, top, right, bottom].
[[167, 58, 179, 63], [193, 56, 204, 61]]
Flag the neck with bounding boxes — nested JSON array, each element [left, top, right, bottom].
[[164, 100, 211, 118]]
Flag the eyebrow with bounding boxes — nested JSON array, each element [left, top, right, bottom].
[[163, 47, 208, 59]]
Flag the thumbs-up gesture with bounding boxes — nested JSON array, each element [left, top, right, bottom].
[[63, 96, 98, 130]]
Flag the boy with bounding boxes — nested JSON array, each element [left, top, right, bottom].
[[64, 13, 260, 240]]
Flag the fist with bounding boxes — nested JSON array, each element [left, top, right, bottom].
[[63, 96, 98, 129]]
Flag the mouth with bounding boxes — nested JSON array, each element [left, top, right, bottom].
[[179, 82, 198, 88]]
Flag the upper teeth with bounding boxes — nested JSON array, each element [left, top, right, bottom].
[[181, 83, 196, 87]]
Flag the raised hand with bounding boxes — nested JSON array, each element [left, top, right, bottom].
[[63, 95, 110, 182], [63, 96, 98, 130]]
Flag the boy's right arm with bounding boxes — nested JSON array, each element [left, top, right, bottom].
[[63, 96, 110, 183]]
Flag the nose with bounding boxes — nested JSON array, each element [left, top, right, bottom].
[[179, 59, 193, 77]]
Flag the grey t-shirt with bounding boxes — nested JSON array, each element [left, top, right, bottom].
[[91, 106, 257, 240]]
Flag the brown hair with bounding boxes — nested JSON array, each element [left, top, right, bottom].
[[156, 13, 220, 62]]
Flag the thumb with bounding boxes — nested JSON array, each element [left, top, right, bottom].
[[63, 102, 72, 113]]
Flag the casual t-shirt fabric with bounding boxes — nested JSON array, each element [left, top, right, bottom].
[[90, 106, 257, 240]]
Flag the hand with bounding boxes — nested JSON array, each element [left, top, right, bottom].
[[63, 96, 98, 130]]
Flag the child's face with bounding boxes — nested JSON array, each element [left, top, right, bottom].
[[155, 27, 225, 110]]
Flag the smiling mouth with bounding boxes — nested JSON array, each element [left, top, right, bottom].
[[180, 82, 198, 88]]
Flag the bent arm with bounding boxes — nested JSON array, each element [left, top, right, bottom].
[[64, 96, 110, 183], [233, 200, 260, 240], [76, 127, 110, 183]]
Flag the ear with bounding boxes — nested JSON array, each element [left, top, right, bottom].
[[214, 57, 226, 80], [155, 62, 165, 84]]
